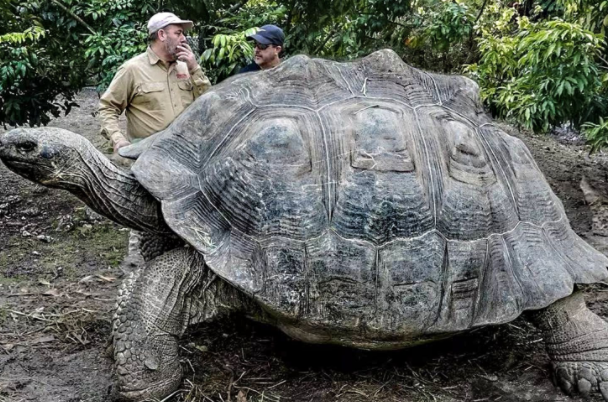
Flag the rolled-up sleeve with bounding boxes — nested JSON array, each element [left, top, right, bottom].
[[189, 66, 212, 99], [99, 65, 133, 145]]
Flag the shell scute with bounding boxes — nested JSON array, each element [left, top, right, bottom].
[[306, 232, 377, 325], [376, 232, 445, 333]]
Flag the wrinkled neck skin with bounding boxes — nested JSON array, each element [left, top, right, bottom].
[[40, 140, 169, 234]]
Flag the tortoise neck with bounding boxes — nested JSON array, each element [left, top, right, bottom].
[[68, 143, 170, 234]]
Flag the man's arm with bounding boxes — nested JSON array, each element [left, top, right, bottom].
[[189, 65, 212, 98], [177, 44, 211, 98], [99, 65, 134, 151]]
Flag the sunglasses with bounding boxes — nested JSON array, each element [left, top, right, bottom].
[[254, 43, 272, 50]]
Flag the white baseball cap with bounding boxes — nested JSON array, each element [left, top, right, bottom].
[[147, 12, 193, 35]]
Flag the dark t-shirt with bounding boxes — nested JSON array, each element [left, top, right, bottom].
[[238, 62, 261, 74]]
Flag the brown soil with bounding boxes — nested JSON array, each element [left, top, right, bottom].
[[2, 89, 608, 402]]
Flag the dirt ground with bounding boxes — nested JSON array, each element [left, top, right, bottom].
[[3, 89, 608, 402]]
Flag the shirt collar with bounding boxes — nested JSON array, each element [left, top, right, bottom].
[[146, 46, 162, 65]]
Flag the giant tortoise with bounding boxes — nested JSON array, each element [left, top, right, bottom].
[[2, 50, 608, 401]]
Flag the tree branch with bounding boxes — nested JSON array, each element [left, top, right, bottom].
[[466, 0, 489, 61], [388, 20, 413, 29], [475, 0, 489, 24], [313, 29, 337, 54], [49, 0, 96, 35], [227, 0, 250, 15]]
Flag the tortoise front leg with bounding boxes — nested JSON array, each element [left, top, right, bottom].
[[139, 232, 184, 262], [531, 291, 608, 401], [112, 248, 240, 401]]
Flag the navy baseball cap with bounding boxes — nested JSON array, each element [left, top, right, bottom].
[[247, 25, 284, 46]]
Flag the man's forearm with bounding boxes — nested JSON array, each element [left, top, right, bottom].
[[98, 64, 132, 147], [98, 102, 128, 146], [190, 66, 212, 98]]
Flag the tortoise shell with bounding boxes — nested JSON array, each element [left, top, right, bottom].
[[133, 49, 608, 339]]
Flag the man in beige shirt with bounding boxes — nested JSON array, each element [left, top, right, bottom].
[[99, 12, 211, 267], [99, 12, 211, 152]]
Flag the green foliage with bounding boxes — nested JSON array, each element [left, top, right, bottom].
[[469, 15, 604, 132], [61, 0, 155, 91], [425, 1, 474, 51], [0, 26, 46, 44], [2, 0, 608, 152], [402, 0, 477, 71], [196, 0, 289, 82], [0, 0, 156, 126], [583, 117, 608, 153], [201, 28, 257, 81], [0, 0, 83, 127], [555, 0, 608, 32]]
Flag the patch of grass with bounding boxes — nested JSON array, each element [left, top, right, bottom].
[[0, 247, 29, 283], [0, 273, 23, 285], [38, 240, 80, 280], [0, 223, 127, 282], [81, 224, 127, 267], [4, 305, 108, 346], [38, 224, 127, 280]]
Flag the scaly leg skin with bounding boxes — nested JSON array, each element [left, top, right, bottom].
[[139, 232, 183, 262], [532, 291, 608, 400], [111, 247, 233, 401]]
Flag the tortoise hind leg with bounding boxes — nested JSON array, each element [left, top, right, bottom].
[[532, 291, 608, 400], [111, 248, 241, 401]]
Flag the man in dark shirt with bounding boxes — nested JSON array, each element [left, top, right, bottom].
[[238, 25, 284, 73]]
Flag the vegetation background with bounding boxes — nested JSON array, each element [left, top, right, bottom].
[[1, 0, 607, 148]]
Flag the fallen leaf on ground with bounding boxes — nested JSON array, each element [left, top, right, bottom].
[[43, 288, 61, 297], [30, 335, 55, 345], [79, 275, 94, 283], [0, 343, 15, 352], [236, 390, 247, 402], [95, 274, 116, 282], [74, 289, 102, 297]]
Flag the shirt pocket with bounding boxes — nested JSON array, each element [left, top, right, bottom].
[[178, 81, 195, 108], [133, 82, 166, 110]]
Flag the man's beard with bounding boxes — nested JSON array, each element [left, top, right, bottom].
[[164, 38, 179, 61]]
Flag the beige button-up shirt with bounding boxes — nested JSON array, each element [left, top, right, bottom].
[[99, 47, 211, 145]]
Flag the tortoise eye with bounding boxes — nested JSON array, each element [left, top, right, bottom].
[[16, 140, 37, 153]]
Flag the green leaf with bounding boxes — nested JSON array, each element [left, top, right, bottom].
[[202, 49, 212, 62]]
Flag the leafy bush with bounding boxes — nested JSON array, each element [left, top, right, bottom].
[[0, 1, 84, 127], [583, 118, 608, 153], [0, 0, 156, 126], [197, 0, 289, 82], [201, 28, 257, 81], [425, 1, 474, 51], [468, 17, 604, 132], [402, 0, 476, 71], [72, 0, 155, 91], [3, 0, 608, 154]]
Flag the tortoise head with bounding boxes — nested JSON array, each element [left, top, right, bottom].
[[0, 127, 91, 188]]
